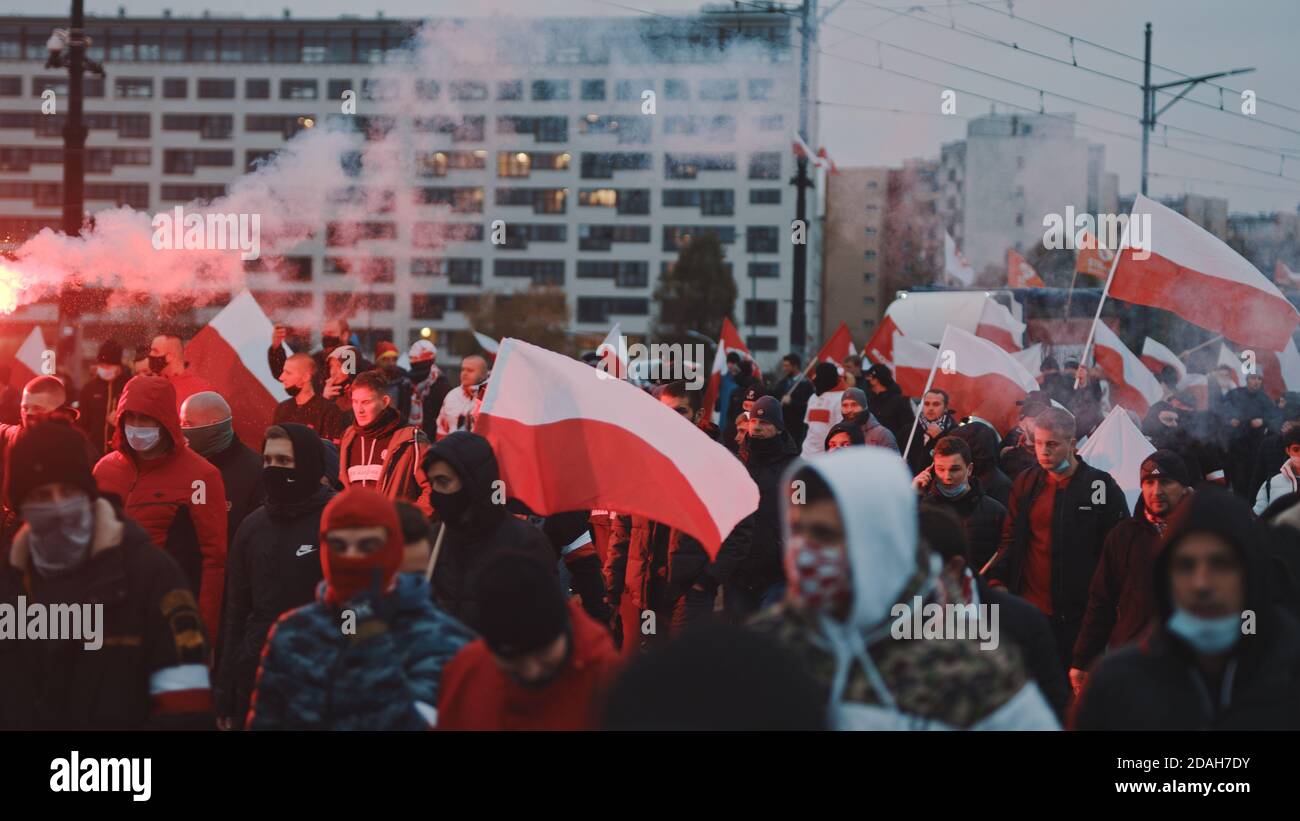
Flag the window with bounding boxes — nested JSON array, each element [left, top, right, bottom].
[[281, 79, 318, 100], [747, 226, 780, 254], [246, 149, 276, 172], [415, 115, 485, 142], [326, 79, 350, 100], [748, 152, 781, 179], [325, 221, 397, 246], [362, 78, 398, 101], [748, 78, 774, 100], [750, 189, 781, 205], [615, 79, 651, 101], [159, 184, 224, 203], [664, 79, 689, 100], [415, 79, 439, 100], [665, 153, 736, 180], [747, 336, 779, 352], [662, 225, 735, 251], [115, 78, 153, 98], [580, 80, 605, 101], [448, 258, 483, 285], [532, 80, 570, 101], [494, 259, 565, 286], [494, 187, 566, 214], [1015, 212, 1024, 227], [578, 224, 650, 250], [198, 78, 236, 99], [245, 78, 270, 99], [749, 262, 779, 278], [756, 114, 783, 131], [700, 79, 739, 101], [415, 187, 484, 213], [497, 115, 568, 143], [500, 223, 567, 249], [745, 299, 778, 326], [162, 114, 233, 139], [1016, 156, 1025, 170], [412, 222, 485, 247], [864, 227, 877, 237], [864, 272, 876, 284], [497, 80, 523, 101], [864, 249, 877, 260], [164, 149, 234, 174], [663, 115, 736, 140], [451, 81, 489, 101], [497, 151, 570, 177], [163, 77, 187, 99], [577, 261, 648, 287], [578, 297, 649, 323], [0, 77, 18, 98]]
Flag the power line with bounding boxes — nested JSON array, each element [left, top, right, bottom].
[[1146, 171, 1300, 196]]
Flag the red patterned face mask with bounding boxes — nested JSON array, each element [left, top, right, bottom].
[[784, 534, 852, 615]]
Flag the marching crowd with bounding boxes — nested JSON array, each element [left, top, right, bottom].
[[2, 318, 1300, 731]]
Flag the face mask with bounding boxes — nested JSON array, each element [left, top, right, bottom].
[[22, 495, 95, 578], [125, 424, 162, 452], [284, 386, 302, 398], [322, 335, 342, 350], [264, 465, 317, 504], [147, 354, 169, 374], [1167, 608, 1242, 655], [936, 481, 969, 498], [1049, 457, 1071, 474], [182, 418, 234, 457], [325, 558, 385, 607], [97, 365, 120, 381], [409, 361, 433, 382], [783, 534, 851, 615], [430, 487, 474, 528]]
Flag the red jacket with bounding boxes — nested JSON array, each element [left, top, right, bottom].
[[436, 600, 621, 730], [93, 375, 228, 644]]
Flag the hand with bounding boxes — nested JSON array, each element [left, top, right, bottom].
[[1251, 417, 1264, 428], [271, 325, 287, 348], [1069, 667, 1089, 696], [912, 467, 932, 491], [926, 423, 942, 438], [323, 380, 342, 400], [1229, 418, 1240, 427]]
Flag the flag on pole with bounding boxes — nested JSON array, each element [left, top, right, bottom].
[[185, 290, 288, 448], [864, 311, 901, 367], [472, 330, 500, 359], [597, 322, 628, 380], [1092, 322, 1163, 416], [1078, 405, 1156, 511], [1275, 260, 1300, 290], [1012, 342, 1043, 376], [9, 325, 46, 390], [701, 317, 753, 425], [1255, 338, 1300, 401], [1139, 336, 1188, 385], [1110, 195, 1300, 350], [476, 338, 759, 555], [1075, 230, 1115, 279], [1007, 249, 1045, 288], [891, 332, 939, 398], [1217, 344, 1242, 387], [929, 325, 1039, 435], [974, 297, 1025, 352], [812, 322, 856, 370], [944, 232, 975, 287]]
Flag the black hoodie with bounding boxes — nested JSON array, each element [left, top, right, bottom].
[[741, 431, 801, 592], [1073, 486, 1300, 730]]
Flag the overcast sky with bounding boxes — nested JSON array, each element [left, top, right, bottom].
[[48, 0, 1300, 214]]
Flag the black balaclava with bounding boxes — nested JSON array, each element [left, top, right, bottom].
[[264, 423, 326, 505], [813, 362, 839, 395]]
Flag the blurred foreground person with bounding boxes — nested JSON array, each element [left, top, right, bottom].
[[1073, 486, 1300, 730], [247, 488, 472, 730], [437, 551, 620, 730], [748, 447, 1059, 730], [0, 423, 212, 729]]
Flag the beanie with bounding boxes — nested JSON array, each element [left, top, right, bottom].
[[750, 395, 785, 433], [319, 488, 404, 606], [1140, 449, 1191, 488], [96, 339, 124, 366], [475, 551, 569, 657], [842, 387, 868, 408], [5, 422, 97, 510]]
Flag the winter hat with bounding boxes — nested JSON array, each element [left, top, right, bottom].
[[375, 341, 399, 361], [5, 422, 97, 511], [842, 387, 868, 408], [319, 488, 404, 607], [824, 420, 866, 450], [813, 361, 840, 394], [96, 339, 124, 366], [475, 551, 569, 657], [751, 395, 785, 433], [408, 339, 437, 362], [1140, 449, 1191, 487]]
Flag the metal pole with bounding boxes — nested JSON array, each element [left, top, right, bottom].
[[790, 0, 817, 362], [59, 0, 88, 378], [1140, 22, 1151, 197]]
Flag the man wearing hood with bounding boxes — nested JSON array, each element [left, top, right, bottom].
[[1070, 451, 1191, 696], [747, 447, 1060, 729], [730, 396, 799, 619], [985, 407, 1128, 671], [93, 375, 228, 643], [437, 551, 621, 730], [862, 363, 916, 450], [437, 354, 489, 440], [800, 361, 844, 458], [273, 352, 345, 443], [247, 487, 473, 730], [147, 333, 215, 413], [906, 388, 959, 475], [824, 421, 865, 451], [0, 422, 214, 730], [78, 339, 130, 457], [950, 420, 1012, 506], [406, 340, 451, 441], [217, 423, 335, 728], [424, 431, 554, 631], [1073, 485, 1300, 730], [916, 436, 1007, 572], [181, 392, 265, 567], [838, 387, 899, 452], [338, 370, 433, 515]]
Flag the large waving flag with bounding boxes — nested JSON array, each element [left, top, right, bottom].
[[944, 232, 975, 287], [1257, 339, 1300, 400], [864, 310, 901, 367], [1013, 342, 1043, 377], [9, 325, 46, 389], [1110, 195, 1300, 350], [185, 290, 288, 447], [929, 325, 1039, 435], [477, 338, 759, 555], [1092, 321, 1163, 416], [701, 317, 753, 424], [1007, 249, 1045, 288], [1078, 405, 1155, 511], [892, 332, 939, 398], [1075, 230, 1115, 279], [1139, 336, 1187, 385], [974, 297, 1025, 352], [812, 321, 856, 369]]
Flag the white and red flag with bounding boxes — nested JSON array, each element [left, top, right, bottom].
[[1139, 336, 1187, 385], [1109, 195, 1300, 350], [924, 325, 1038, 436], [812, 321, 856, 370], [1256, 339, 1300, 400], [944, 232, 975, 287], [1078, 405, 1156, 511], [1217, 344, 1242, 387], [1012, 343, 1043, 377], [1007, 249, 1045, 288], [597, 322, 628, 380], [974, 297, 1025, 352], [1092, 321, 1163, 416], [864, 310, 901, 367], [472, 330, 500, 360], [891, 332, 939, 398], [9, 325, 46, 390], [1275, 260, 1300, 290], [701, 317, 754, 424], [476, 338, 759, 555], [185, 290, 288, 448]]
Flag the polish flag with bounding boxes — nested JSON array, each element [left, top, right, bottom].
[[1007, 249, 1045, 288], [945, 232, 975, 287], [1012, 342, 1043, 376], [1075, 230, 1115, 279], [812, 322, 856, 369], [929, 325, 1039, 436], [597, 322, 628, 380], [1110, 195, 1300, 351], [476, 338, 759, 555], [9, 326, 46, 390], [1176, 373, 1210, 411], [891, 332, 938, 399], [1256, 339, 1300, 400], [1092, 321, 1163, 416], [701, 317, 754, 424], [1139, 336, 1187, 385], [1275, 260, 1300, 290], [1217, 344, 1241, 387], [864, 311, 901, 367], [816, 147, 839, 174], [1078, 405, 1156, 511], [185, 290, 288, 448], [974, 297, 1025, 352], [472, 330, 500, 360]]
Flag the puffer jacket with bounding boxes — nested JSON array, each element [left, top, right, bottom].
[[858, 412, 900, 452], [246, 573, 474, 730], [92, 375, 228, 643], [1254, 461, 1299, 515], [919, 475, 1007, 571]]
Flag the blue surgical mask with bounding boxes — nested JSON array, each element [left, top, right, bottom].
[[125, 424, 162, 452], [22, 494, 95, 578], [936, 481, 969, 499], [1050, 457, 1071, 474], [1167, 608, 1242, 655]]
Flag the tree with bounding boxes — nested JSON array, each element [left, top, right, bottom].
[[468, 286, 574, 356], [653, 230, 737, 346]]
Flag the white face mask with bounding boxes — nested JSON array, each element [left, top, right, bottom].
[[97, 365, 120, 381], [125, 424, 162, 452]]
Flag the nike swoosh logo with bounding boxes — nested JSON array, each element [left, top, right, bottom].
[[296, 545, 317, 557]]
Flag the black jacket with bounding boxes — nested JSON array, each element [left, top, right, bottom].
[[867, 385, 915, 450], [205, 438, 266, 560], [906, 410, 958, 475], [920, 475, 1007, 572], [426, 432, 554, 632], [740, 431, 801, 591], [77, 370, 130, 456], [783, 379, 814, 446], [951, 422, 1012, 507], [1074, 487, 1300, 730], [977, 577, 1071, 720], [985, 457, 1128, 626], [998, 438, 1037, 484]]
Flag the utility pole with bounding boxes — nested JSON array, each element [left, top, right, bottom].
[[790, 0, 818, 361], [1140, 22, 1252, 197]]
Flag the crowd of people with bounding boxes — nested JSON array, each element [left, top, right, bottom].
[[2, 320, 1299, 731]]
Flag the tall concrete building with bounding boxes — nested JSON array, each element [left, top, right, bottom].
[[822, 167, 888, 342], [0, 6, 814, 366]]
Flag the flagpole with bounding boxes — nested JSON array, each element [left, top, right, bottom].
[[901, 327, 948, 466], [1075, 214, 1133, 389], [1177, 334, 1225, 361]]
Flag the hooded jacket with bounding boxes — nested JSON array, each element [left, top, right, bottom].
[[1073, 487, 1300, 730], [338, 406, 433, 515], [747, 447, 1059, 730], [823, 420, 864, 450], [951, 421, 1012, 506], [856, 412, 899, 453], [92, 375, 228, 643], [919, 475, 1007, 572], [1254, 459, 1299, 515], [741, 430, 801, 592], [425, 432, 554, 632]]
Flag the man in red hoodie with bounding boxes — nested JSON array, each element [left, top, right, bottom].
[[437, 551, 621, 730], [93, 375, 228, 644]]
